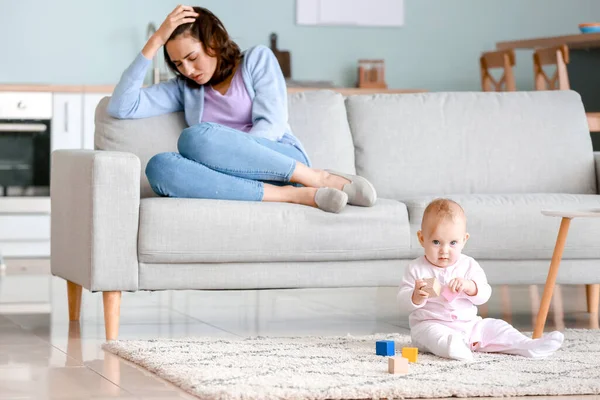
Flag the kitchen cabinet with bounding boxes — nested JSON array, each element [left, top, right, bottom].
[[82, 93, 110, 150], [0, 214, 50, 258], [0, 274, 52, 314], [51, 93, 82, 151], [51, 92, 111, 151], [0, 89, 110, 261]]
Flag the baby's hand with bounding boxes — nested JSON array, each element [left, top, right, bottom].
[[447, 278, 477, 296], [412, 279, 430, 305]]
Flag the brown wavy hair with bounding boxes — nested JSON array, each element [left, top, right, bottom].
[[164, 7, 242, 88]]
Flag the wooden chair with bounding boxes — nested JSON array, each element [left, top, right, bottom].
[[533, 44, 600, 132], [533, 44, 570, 91], [480, 49, 516, 91]]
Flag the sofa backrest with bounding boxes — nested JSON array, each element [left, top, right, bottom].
[[345, 90, 596, 199], [95, 90, 355, 198]]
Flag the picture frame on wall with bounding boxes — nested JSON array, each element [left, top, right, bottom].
[[296, 0, 404, 27]]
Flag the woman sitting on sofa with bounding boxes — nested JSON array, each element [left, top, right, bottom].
[[107, 5, 376, 213]]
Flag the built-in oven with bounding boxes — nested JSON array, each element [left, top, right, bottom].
[[0, 92, 52, 197]]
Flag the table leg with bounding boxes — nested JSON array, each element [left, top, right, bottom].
[[533, 217, 571, 339]]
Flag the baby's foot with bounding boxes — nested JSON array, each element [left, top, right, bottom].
[[447, 334, 474, 361], [526, 331, 564, 358]]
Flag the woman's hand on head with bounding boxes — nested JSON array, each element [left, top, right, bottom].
[[154, 5, 200, 45], [143, 5, 199, 60]]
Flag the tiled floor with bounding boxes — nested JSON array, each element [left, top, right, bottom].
[[0, 260, 599, 399]]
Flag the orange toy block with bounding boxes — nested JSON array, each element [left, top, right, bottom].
[[388, 356, 409, 374], [422, 277, 441, 297], [402, 347, 419, 363]]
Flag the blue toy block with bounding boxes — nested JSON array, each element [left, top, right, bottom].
[[376, 340, 395, 356]]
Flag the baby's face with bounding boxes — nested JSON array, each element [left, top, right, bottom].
[[418, 218, 469, 268]]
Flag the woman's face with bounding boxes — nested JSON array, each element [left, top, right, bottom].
[[166, 34, 217, 85]]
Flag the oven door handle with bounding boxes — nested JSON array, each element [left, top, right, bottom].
[[0, 123, 48, 133]]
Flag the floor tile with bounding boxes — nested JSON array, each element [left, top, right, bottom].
[[0, 366, 131, 399]]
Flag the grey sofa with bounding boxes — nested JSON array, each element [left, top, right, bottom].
[[51, 90, 600, 339]]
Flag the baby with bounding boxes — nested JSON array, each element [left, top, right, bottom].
[[397, 198, 564, 361]]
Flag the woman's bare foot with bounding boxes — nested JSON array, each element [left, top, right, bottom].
[[321, 170, 351, 190], [290, 162, 350, 190], [262, 184, 348, 213], [263, 185, 317, 207]]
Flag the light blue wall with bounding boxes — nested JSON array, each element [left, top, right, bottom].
[[1, 0, 599, 91]]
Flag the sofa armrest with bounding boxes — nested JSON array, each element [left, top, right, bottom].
[[51, 150, 140, 292], [595, 152, 600, 194]]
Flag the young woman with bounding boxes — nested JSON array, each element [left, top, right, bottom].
[[108, 5, 376, 213]]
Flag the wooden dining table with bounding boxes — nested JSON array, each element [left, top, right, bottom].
[[496, 31, 600, 149], [497, 32, 600, 50]]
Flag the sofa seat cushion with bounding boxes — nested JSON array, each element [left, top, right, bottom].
[[404, 194, 600, 259], [138, 198, 411, 263]]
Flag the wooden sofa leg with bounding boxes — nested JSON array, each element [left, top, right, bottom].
[[586, 284, 599, 314], [103, 291, 122, 340], [67, 281, 82, 321]]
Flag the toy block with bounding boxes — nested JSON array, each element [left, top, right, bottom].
[[422, 277, 441, 297], [441, 286, 460, 302], [388, 356, 409, 374], [401, 347, 418, 363], [376, 340, 395, 356]]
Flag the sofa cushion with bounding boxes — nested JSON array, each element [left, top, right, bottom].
[[345, 91, 596, 200], [95, 98, 186, 198], [288, 91, 356, 173], [403, 194, 600, 260], [138, 198, 410, 263]]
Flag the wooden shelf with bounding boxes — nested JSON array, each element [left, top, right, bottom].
[[287, 87, 426, 95]]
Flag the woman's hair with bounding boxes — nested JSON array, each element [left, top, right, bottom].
[[163, 7, 242, 88]]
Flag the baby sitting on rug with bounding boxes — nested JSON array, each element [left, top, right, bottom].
[[397, 198, 564, 361]]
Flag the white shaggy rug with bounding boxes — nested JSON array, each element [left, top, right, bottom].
[[102, 329, 600, 399]]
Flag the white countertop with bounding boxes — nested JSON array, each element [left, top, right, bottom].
[[0, 84, 115, 93], [0, 197, 51, 214]]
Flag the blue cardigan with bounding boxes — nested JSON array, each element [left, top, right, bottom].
[[107, 45, 309, 164]]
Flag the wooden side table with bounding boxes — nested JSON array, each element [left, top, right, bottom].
[[534, 210, 600, 338]]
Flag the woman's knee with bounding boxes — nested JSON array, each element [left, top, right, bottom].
[[145, 152, 179, 184], [177, 122, 218, 158]]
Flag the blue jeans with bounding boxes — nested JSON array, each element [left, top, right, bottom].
[[145, 122, 310, 201]]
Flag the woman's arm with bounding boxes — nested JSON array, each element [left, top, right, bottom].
[[107, 5, 199, 119], [246, 45, 289, 141], [106, 53, 183, 119]]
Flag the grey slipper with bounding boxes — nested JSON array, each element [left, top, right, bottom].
[[314, 187, 348, 213], [325, 170, 377, 207]]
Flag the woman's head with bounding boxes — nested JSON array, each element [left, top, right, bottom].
[[164, 7, 241, 87]]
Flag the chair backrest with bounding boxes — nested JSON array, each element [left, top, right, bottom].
[[533, 44, 570, 90], [531, 45, 600, 132], [479, 49, 516, 92]]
